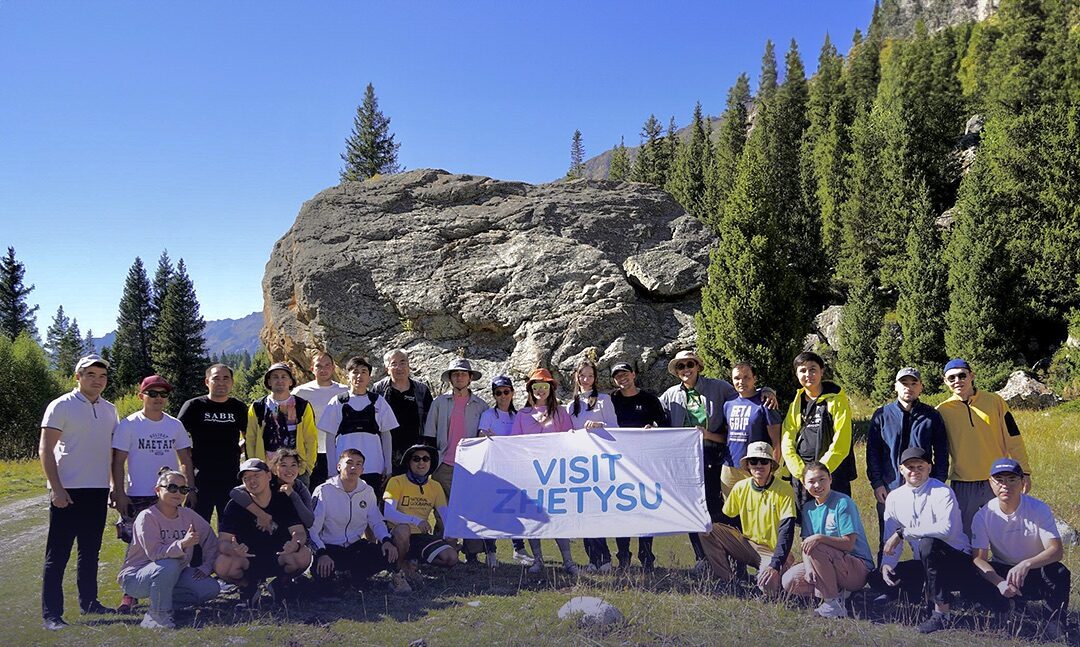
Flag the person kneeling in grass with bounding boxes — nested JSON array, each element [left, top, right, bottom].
[[782, 461, 874, 618], [971, 458, 1070, 641], [384, 445, 459, 591], [698, 441, 795, 594], [215, 459, 312, 608], [117, 468, 219, 629], [310, 449, 401, 591]]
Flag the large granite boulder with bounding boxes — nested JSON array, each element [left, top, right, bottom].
[[260, 170, 712, 395], [995, 371, 1061, 409]]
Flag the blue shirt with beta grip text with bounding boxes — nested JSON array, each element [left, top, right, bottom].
[[723, 393, 780, 467]]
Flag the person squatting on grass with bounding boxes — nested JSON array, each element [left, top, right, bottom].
[[117, 468, 219, 629], [309, 449, 402, 590], [383, 445, 459, 592], [229, 448, 315, 531], [215, 458, 312, 608], [781, 461, 874, 619]]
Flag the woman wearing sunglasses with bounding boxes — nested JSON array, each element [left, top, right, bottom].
[[117, 467, 219, 629], [510, 368, 580, 575], [478, 376, 534, 565]]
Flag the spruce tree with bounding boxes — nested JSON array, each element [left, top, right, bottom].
[[630, 114, 666, 186], [704, 74, 751, 230], [0, 247, 38, 341], [896, 181, 948, 388], [567, 129, 586, 179], [151, 259, 208, 412], [150, 251, 173, 334], [666, 102, 710, 217], [113, 257, 156, 388], [872, 315, 904, 402], [340, 83, 401, 181], [56, 317, 85, 377], [608, 137, 631, 181], [44, 306, 70, 371], [800, 34, 844, 223], [836, 268, 883, 397], [758, 40, 778, 102]]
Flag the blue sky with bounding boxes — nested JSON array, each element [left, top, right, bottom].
[[0, 1, 875, 338]]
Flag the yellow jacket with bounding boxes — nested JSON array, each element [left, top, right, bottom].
[[781, 381, 854, 480], [244, 395, 318, 475], [936, 390, 1030, 481]]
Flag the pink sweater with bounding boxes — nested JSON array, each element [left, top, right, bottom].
[[509, 406, 573, 435], [118, 504, 218, 580]]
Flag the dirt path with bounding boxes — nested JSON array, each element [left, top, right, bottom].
[[0, 494, 49, 554]]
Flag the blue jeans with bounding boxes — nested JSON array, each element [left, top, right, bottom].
[[120, 559, 218, 613]]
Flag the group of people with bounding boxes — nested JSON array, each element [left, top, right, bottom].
[[37, 347, 1069, 639]]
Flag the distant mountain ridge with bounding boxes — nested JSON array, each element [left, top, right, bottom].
[[91, 311, 263, 356]]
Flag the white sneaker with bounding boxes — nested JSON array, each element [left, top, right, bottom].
[[512, 550, 535, 566], [527, 560, 544, 574], [485, 553, 498, 569], [139, 611, 175, 629], [814, 598, 848, 619]]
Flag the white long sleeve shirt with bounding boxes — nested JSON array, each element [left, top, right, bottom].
[[881, 477, 969, 569]]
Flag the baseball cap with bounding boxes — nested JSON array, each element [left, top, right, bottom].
[[899, 447, 930, 465], [943, 358, 972, 374], [491, 375, 513, 390], [139, 375, 173, 393], [895, 367, 921, 382], [237, 458, 270, 480], [75, 354, 110, 372], [990, 458, 1023, 477], [611, 363, 634, 376]]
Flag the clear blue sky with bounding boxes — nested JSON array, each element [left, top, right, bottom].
[[0, 1, 875, 338]]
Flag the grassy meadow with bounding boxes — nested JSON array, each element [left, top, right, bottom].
[[0, 408, 1076, 646]]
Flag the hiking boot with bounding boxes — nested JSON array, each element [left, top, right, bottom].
[[512, 549, 535, 566], [814, 597, 848, 619], [527, 560, 544, 575], [917, 611, 952, 634], [139, 611, 175, 629], [390, 571, 412, 594], [81, 600, 116, 615], [117, 594, 137, 614]]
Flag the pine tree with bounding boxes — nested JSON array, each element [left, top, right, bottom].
[[608, 137, 631, 181], [150, 250, 173, 334], [151, 259, 208, 412], [0, 247, 38, 341], [896, 181, 948, 389], [704, 74, 752, 230], [666, 102, 711, 217], [758, 40, 778, 103], [800, 34, 844, 220], [83, 329, 95, 356], [836, 268, 883, 397], [55, 317, 85, 377], [44, 306, 70, 371], [340, 83, 401, 181], [872, 316, 904, 402], [567, 129, 586, 179], [113, 257, 156, 388], [630, 114, 666, 186]]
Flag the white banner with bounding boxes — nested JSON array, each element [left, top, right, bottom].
[[444, 427, 710, 539]]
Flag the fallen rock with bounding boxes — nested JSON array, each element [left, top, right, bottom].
[[995, 371, 1061, 409], [557, 596, 624, 627], [1056, 518, 1078, 546], [812, 305, 844, 350], [261, 169, 712, 395]]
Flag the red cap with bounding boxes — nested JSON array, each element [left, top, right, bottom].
[[139, 375, 173, 393]]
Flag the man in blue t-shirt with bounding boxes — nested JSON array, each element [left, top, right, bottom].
[[722, 362, 782, 497], [782, 460, 874, 619]]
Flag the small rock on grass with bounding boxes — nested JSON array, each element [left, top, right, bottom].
[[557, 596, 624, 627], [409, 640, 427, 647]]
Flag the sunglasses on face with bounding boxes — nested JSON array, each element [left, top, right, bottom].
[[747, 458, 771, 466], [494, 388, 513, 396], [411, 455, 432, 463], [161, 484, 196, 494], [945, 372, 969, 382], [674, 362, 696, 371], [531, 383, 551, 392], [144, 390, 169, 399]]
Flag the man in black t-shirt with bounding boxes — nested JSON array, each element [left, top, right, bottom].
[[371, 349, 433, 474], [177, 364, 249, 523], [215, 459, 311, 607]]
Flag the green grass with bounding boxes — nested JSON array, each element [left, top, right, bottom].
[[2, 408, 1077, 646]]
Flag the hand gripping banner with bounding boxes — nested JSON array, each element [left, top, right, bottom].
[[444, 427, 710, 539]]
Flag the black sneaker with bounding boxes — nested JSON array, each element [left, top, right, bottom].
[[235, 584, 261, 611], [81, 600, 117, 615], [918, 612, 952, 634], [42, 617, 68, 631]]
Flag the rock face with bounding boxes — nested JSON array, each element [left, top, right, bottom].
[[557, 596, 624, 627], [804, 305, 844, 352], [261, 170, 711, 395], [995, 371, 1061, 409], [880, 0, 999, 37]]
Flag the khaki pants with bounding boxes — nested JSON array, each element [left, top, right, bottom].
[[430, 462, 487, 556], [720, 464, 750, 498], [698, 523, 791, 592], [782, 543, 869, 600]]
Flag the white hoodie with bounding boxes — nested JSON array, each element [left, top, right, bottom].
[[310, 476, 391, 551]]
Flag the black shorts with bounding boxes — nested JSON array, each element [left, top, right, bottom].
[[407, 532, 454, 564]]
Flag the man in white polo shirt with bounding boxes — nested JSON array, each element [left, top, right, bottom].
[[291, 351, 348, 490], [39, 354, 119, 630]]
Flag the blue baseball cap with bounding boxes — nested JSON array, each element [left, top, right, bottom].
[[491, 375, 513, 390], [990, 458, 1023, 477], [943, 358, 972, 374]]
